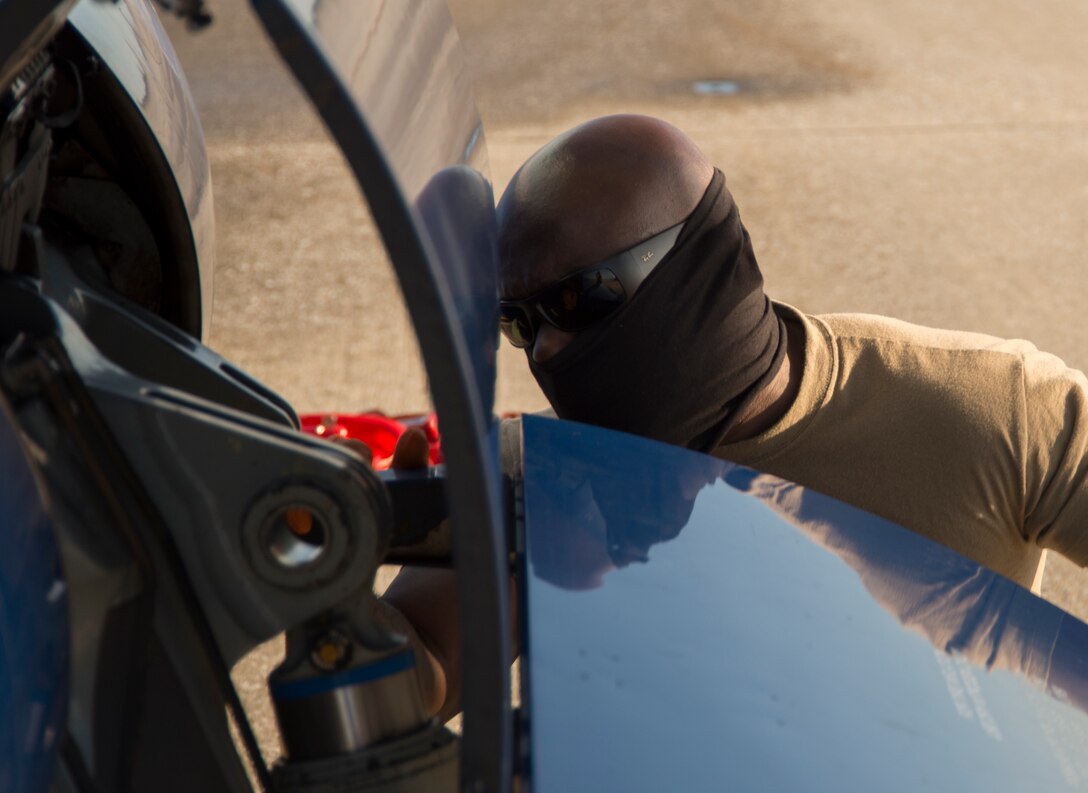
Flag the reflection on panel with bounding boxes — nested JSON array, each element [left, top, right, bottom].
[[522, 415, 1088, 793], [283, 0, 487, 201], [414, 166, 497, 414]]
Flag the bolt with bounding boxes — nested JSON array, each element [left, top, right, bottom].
[[310, 629, 352, 672]]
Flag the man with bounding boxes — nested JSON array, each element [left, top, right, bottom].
[[383, 113, 1088, 718]]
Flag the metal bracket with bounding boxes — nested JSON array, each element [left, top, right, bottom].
[[1, 278, 392, 664], [39, 247, 298, 428], [0, 271, 445, 789]]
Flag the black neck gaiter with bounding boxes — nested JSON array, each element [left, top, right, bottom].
[[528, 169, 787, 453]]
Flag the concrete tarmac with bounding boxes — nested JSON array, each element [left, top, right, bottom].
[[162, 0, 1087, 767]]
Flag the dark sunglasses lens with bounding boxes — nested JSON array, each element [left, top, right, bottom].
[[499, 307, 534, 348], [540, 268, 626, 330]]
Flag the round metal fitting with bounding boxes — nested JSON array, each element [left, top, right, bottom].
[[241, 484, 352, 590]]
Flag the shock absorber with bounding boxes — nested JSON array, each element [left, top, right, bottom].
[[271, 620, 429, 758], [269, 614, 460, 793]]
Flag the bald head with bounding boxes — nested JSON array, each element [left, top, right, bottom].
[[497, 115, 714, 299]]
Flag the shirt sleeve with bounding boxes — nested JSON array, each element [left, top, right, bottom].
[[1020, 351, 1088, 565]]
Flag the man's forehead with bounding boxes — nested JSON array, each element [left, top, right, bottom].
[[498, 196, 658, 298], [495, 117, 713, 298], [499, 247, 576, 299]]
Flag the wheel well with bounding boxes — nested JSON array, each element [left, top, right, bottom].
[[41, 24, 204, 337]]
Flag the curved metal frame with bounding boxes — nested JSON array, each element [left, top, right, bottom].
[[67, 0, 215, 339], [249, 3, 512, 791]]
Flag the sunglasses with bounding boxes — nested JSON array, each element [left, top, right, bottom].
[[499, 220, 685, 348]]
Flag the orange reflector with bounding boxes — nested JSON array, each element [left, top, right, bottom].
[[317, 643, 341, 665]]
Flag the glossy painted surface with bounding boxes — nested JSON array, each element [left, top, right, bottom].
[[521, 415, 1088, 792], [69, 0, 216, 339], [250, 2, 508, 789], [281, 0, 488, 199], [259, 0, 498, 412], [0, 400, 69, 793]]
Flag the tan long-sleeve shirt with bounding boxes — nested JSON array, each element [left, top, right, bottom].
[[717, 304, 1088, 591]]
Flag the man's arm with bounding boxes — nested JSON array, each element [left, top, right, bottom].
[[353, 427, 461, 720], [1021, 351, 1088, 563], [380, 567, 461, 720], [376, 421, 521, 721]]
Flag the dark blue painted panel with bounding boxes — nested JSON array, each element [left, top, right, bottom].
[[521, 415, 1088, 793], [284, 0, 488, 200], [0, 400, 69, 793], [414, 165, 498, 415]]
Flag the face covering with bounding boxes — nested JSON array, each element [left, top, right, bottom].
[[527, 168, 787, 453]]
